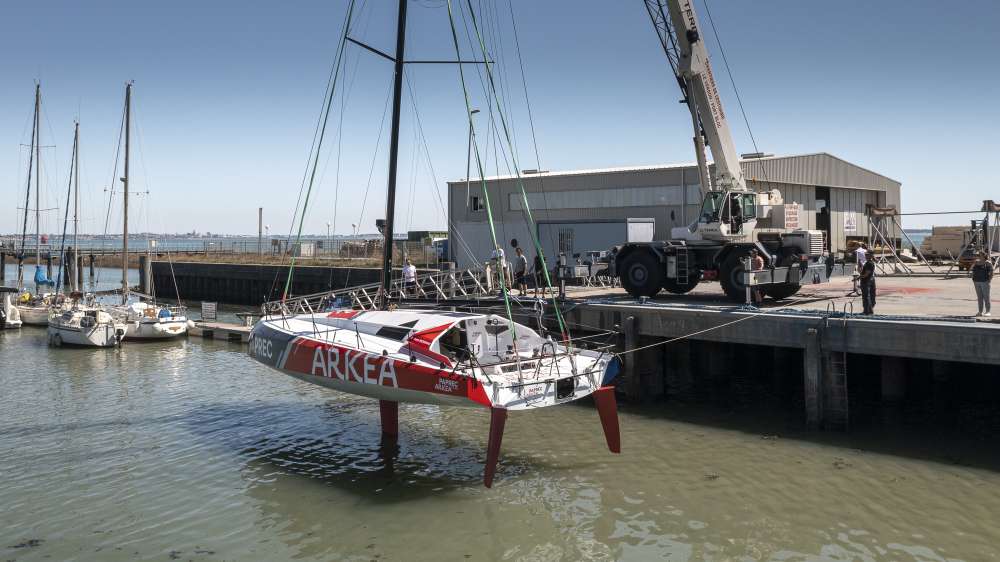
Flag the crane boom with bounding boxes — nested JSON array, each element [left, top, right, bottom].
[[645, 0, 746, 192]]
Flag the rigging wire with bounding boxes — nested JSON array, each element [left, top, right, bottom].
[[401, 73, 482, 268], [282, 0, 357, 300], [54, 124, 78, 293], [96, 99, 127, 287], [700, 0, 773, 189], [444, 0, 519, 341], [458, 0, 570, 342], [505, 0, 558, 262]]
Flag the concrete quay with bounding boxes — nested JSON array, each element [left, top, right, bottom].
[[559, 275, 999, 430]]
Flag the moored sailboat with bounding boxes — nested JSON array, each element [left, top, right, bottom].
[[15, 84, 57, 326], [47, 121, 125, 347]]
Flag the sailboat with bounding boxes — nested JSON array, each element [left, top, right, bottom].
[[248, 0, 621, 488], [105, 82, 188, 341], [16, 84, 57, 326], [47, 120, 126, 348]]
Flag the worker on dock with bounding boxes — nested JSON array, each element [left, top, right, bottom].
[[855, 242, 868, 266], [532, 253, 547, 298], [972, 252, 993, 317], [402, 259, 417, 297], [749, 249, 766, 304], [513, 247, 528, 296], [859, 249, 876, 315]]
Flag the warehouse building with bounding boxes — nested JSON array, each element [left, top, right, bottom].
[[446, 153, 901, 268]]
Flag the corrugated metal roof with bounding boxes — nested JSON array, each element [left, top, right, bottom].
[[449, 152, 901, 192]]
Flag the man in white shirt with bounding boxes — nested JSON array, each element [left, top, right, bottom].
[[490, 246, 506, 292], [855, 243, 868, 267], [403, 259, 417, 297]]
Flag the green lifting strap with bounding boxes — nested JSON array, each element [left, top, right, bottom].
[[283, 0, 356, 301], [456, 0, 571, 345]]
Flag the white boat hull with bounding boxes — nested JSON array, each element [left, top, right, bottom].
[[124, 318, 188, 340], [48, 323, 124, 347], [247, 308, 622, 488], [17, 305, 50, 326]]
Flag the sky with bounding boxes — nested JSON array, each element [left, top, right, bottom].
[[1, 0, 998, 236]]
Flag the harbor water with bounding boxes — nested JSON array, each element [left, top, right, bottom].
[[3, 323, 1000, 561]]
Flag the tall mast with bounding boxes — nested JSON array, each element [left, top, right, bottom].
[[35, 84, 42, 267], [379, 0, 408, 309], [17, 84, 39, 287], [73, 121, 80, 293], [122, 82, 131, 304]]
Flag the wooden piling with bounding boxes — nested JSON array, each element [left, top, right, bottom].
[[89, 254, 95, 277], [0, 252, 5, 280]]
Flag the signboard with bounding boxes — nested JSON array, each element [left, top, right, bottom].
[[783, 204, 800, 230], [201, 302, 217, 321], [844, 211, 858, 233]]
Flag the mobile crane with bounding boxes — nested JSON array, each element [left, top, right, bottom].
[[611, 0, 834, 301]]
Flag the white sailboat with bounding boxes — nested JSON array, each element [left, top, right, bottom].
[[47, 121, 125, 348], [105, 82, 189, 341], [48, 305, 125, 347], [16, 84, 57, 326], [123, 301, 188, 340]]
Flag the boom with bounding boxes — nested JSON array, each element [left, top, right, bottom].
[[643, 0, 746, 193]]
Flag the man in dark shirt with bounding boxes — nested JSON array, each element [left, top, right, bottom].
[[971, 252, 994, 317], [859, 250, 876, 315], [532, 254, 546, 297]]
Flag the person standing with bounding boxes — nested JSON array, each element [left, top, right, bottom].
[[859, 250, 876, 315], [749, 249, 765, 304], [972, 252, 994, 317], [532, 253, 546, 297], [855, 242, 868, 267], [402, 259, 417, 297], [490, 245, 507, 293], [513, 247, 528, 296]]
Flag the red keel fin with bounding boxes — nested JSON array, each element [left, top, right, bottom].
[[593, 386, 621, 453], [484, 407, 507, 488], [379, 400, 399, 439]]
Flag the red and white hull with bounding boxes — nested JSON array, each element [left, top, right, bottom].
[[248, 307, 621, 486]]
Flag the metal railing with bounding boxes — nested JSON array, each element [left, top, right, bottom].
[[262, 266, 510, 316]]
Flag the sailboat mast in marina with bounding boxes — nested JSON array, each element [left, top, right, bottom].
[[121, 82, 131, 305]]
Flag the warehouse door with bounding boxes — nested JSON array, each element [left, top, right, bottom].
[[815, 186, 831, 251]]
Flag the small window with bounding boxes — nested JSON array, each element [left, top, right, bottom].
[[470, 196, 485, 212], [558, 228, 574, 254]]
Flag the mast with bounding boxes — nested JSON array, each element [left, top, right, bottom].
[[17, 84, 39, 286], [72, 121, 80, 293], [378, 0, 408, 309], [122, 82, 131, 304], [35, 84, 42, 268]]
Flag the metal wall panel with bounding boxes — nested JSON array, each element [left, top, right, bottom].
[[448, 153, 901, 265]]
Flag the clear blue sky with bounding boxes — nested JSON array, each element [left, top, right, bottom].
[[2, 0, 998, 236]]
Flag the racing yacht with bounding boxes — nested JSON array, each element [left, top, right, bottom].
[[249, 308, 621, 487]]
